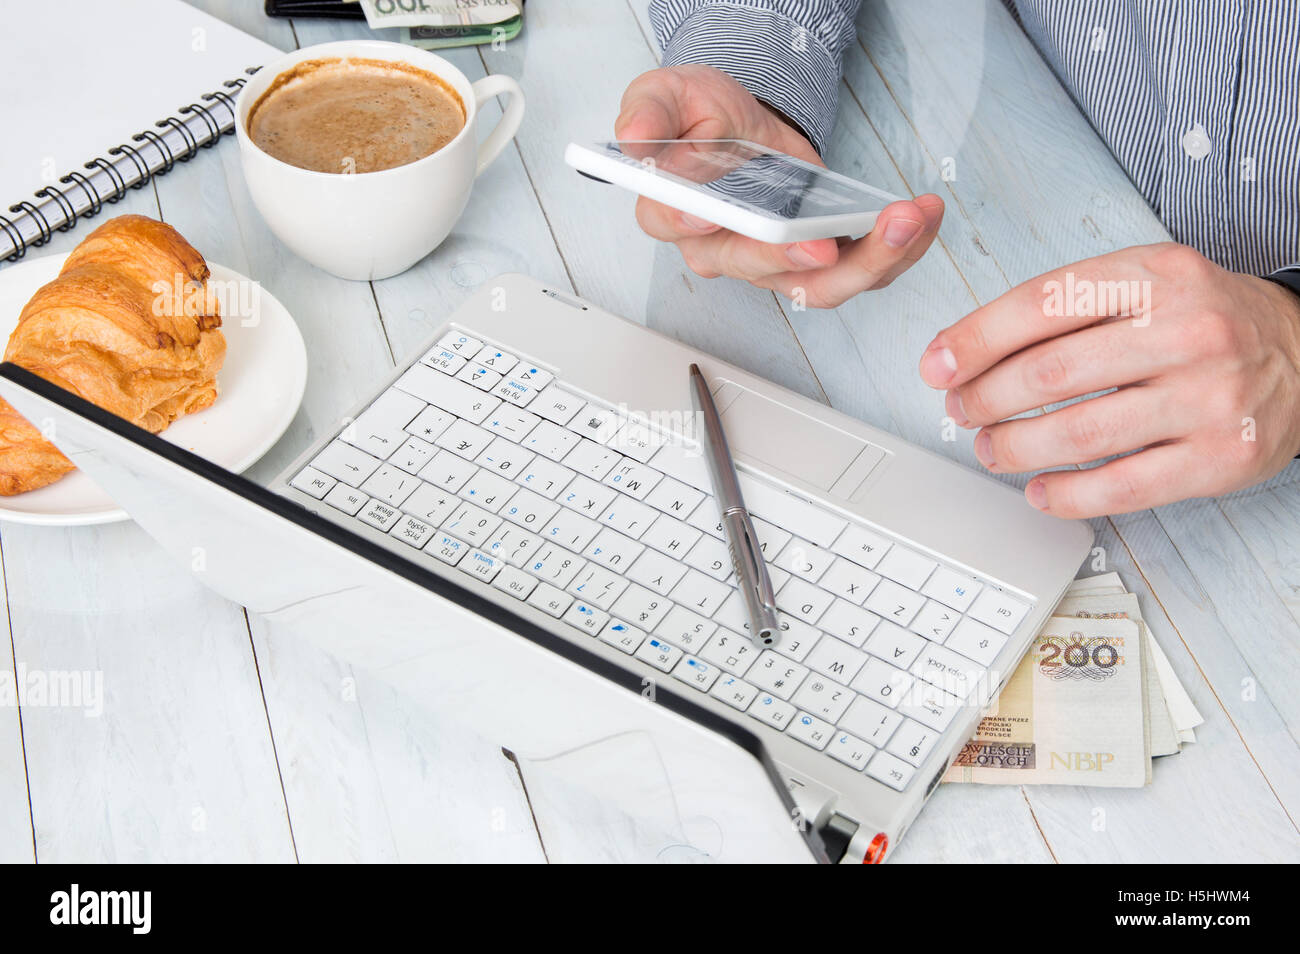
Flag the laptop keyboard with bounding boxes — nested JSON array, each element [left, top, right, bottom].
[[288, 329, 1032, 795]]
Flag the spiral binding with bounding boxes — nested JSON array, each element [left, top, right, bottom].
[[2, 66, 260, 263]]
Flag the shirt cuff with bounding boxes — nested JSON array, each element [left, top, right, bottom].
[[651, 3, 846, 155], [1265, 265, 1300, 298]]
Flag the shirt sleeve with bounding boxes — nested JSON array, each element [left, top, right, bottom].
[[647, 0, 863, 155]]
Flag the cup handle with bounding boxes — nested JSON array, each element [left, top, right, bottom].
[[471, 74, 525, 178]]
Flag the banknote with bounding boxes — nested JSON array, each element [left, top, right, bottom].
[[358, 0, 521, 29], [944, 616, 1150, 787], [401, 16, 522, 49]]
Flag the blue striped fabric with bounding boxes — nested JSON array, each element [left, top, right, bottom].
[[648, 0, 1300, 276]]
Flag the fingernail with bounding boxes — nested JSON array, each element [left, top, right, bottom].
[[680, 213, 716, 231], [921, 345, 958, 387], [883, 218, 923, 248], [787, 242, 822, 267], [944, 389, 969, 427], [974, 431, 994, 468], [1026, 479, 1048, 511]]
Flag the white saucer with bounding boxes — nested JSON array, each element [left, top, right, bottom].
[[0, 254, 307, 526]]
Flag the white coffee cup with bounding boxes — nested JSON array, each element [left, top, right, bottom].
[[235, 40, 525, 281]]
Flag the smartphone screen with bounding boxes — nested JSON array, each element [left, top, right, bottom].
[[595, 139, 900, 221]]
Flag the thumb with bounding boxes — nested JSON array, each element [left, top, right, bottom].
[[615, 70, 686, 141]]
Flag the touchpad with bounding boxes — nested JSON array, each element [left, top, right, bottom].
[[718, 385, 872, 491]]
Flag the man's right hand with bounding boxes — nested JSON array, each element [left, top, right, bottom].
[[615, 64, 945, 309]]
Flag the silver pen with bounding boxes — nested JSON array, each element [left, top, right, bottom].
[[689, 364, 781, 648]]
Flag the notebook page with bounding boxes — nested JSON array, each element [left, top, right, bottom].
[[0, 0, 281, 202]]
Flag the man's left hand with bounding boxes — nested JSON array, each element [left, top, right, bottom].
[[918, 243, 1300, 518]]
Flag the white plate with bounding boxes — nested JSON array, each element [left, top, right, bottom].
[[0, 254, 307, 526]]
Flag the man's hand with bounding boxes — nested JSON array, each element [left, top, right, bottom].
[[919, 243, 1300, 518], [615, 65, 945, 308]]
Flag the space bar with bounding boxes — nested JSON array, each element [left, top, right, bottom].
[[736, 473, 848, 548], [393, 363, 495, 424]]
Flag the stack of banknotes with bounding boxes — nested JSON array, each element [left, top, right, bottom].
[[944, 572, 1204, 788], [356, 0, 524, 49]]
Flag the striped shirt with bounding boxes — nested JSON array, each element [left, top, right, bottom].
[[648, 0, 1300, 277]]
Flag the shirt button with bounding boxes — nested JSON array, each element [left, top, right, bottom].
[[1180, 123, 1211, 160]]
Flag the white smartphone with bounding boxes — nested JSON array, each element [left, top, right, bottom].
[[564, 139, 903, 244]]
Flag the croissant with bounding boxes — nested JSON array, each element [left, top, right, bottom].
[[0, 214, 226, 495]]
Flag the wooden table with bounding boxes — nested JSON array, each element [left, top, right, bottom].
[[2, 0, 1297, 863]]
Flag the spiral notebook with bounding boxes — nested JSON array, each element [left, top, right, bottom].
[[0, 0, 281, 263]]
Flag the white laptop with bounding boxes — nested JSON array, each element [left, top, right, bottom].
[[0, 273, 1092, 863]]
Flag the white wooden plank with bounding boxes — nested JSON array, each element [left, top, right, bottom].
[[0, 540, 35, 862]]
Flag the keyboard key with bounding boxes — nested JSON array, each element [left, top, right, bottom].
[[483, 524, 544, 568], [483, 407, 540, 443], [818, 558, 881, 605], [669, 568, 731, 617], [626, 547, 689, 596], [788, 712, 834, 750], [838, 695, 903, 747], [395, 363, 499, 424], [771, 617, 820, 663], [875, 544, 938, 590], [897, 681, 964, 732], [567, 563, 629, 610], [401, 482, 459, 526], [748, 651, 809, 700], [558, 474, 618, 520], [610, 419, 659, 463], [830, 524, 892, 569], [530, 387, 583, 426], [561, 600, 608, 637], [655, 605, 717, 653], [648, 441, 709, 490], [710, 674, 758, 711], [435, 419, 495, 462], [441, 500, 501, 547], [527, 543, 586, 588], [610, 583, 673, 631], [851, 657, 915, 708], [312, 440, 383, 485], [602, 459, 662, 500], [360, 464, 419, 507], [522, 420, 580, 461], [323, 483, 366, 516], [359, 498, 401, 531], [685, 534, 732, 581], [967, 588, 1032, 635], [818, 599, 880, 647], [493, 565, 537, 601], [864, 620, 927, 670], [748, 693, 796, 730], [476, 436, 534, 478], [673, 655, 719, 692], [599, 620, 645, 654], [643, 476, 705, 520], [639, 514, 703, 559], [886, 718, 940, 767], [474, 347, 517, 376], [697, 629, 756, 676], [420, 346, 467, 375], [516, 456, 576, 499], [864, 578, 927, 626], [460, 549, 504, 584], [405, 405, 455, 442], [791, 676, 854, 723], [344, 388, 426, 459], [634, 636, 682, 673], [389, 436, 437, 475], [290, 466, 335, 499], [944, 616, 1009, 666], [920, 566, 983, 612], [909, 643, 987, 702], [542, 507, 601, 552], [460, 468, 518, 513], [583, 527, 644, 572], [687, 505, 724, 538], [525, 581, 572, 617], [776, 577, 834, 625], [501, 488, 560, 531], [803, 636, 870, 685], [417, 450, 477, 493], [390, 514, 437, 549], [455, 362, 502, 391], [738, 474, 847, 548], [599, 495, 659, 539], [425, 532, 468, 567], [567, 403, 621, 444], [866, 750, 916, 792], [493, 371, 547, 406], [909, 600, 960, 643], [775, 538, 836, 583], [827, 732, 874, 771], [436, 330, 482, 356]]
